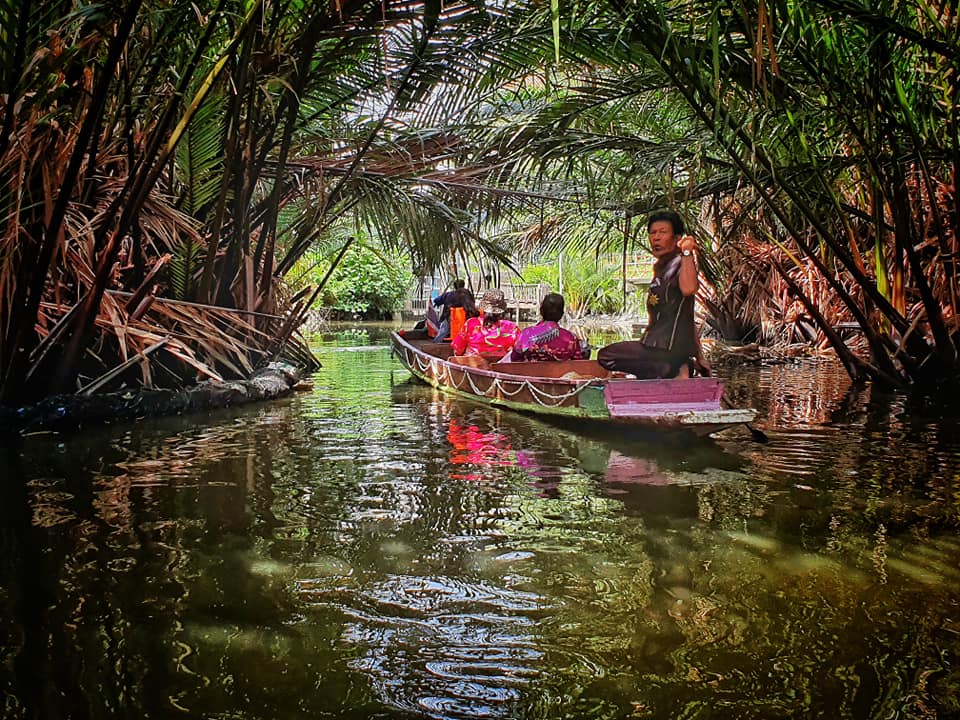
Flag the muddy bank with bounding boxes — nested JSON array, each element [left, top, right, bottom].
[[1, 362, 310, 439]]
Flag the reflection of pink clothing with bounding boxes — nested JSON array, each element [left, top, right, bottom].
[[447, 420, 514, 480], [510, 321, 583, 362], [452, 317, 519, 359]]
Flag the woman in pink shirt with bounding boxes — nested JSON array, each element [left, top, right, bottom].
[[452, 289, 519, 360]]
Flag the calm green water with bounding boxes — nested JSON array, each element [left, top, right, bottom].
[[2, 325, 959, 719]]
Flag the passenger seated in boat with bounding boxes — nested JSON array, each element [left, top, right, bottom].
[[509, 292, 586, 362], [451, 289, 519, 361], [447, 287, 478, 342], [433, 279, 477, 342], [597, 210, 704, 379]]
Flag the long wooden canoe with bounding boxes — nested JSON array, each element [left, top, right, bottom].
[[390, 330, 757, 436]]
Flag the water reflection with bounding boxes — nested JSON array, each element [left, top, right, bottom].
[[340, 574, 546, 719], [392, 381, 747, 496], [447, 418, 517, 480], [1, 331, 959, 719]]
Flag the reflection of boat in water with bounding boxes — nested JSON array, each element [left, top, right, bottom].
[[391, 330, 756, 436], [389, 381, 747, 496], [447, 417, 516, 481]]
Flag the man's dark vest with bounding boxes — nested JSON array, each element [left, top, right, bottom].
[[643, 251, 696, 359]]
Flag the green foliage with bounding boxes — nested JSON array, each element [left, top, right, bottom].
[[169, 240, 203, 301], [174, 92, 225, 219], [7, 0, 957, 400], [520, 263, 558, 288], [324, 245, 413, 318], [521, 253, 629, 317]]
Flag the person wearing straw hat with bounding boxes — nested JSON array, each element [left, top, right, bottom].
[[452, 289, 520, 360]]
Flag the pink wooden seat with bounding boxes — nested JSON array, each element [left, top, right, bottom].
[[604, 378, 724, 417]]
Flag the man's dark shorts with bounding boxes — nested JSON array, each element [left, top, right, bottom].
[[597, 340, 688, 379]]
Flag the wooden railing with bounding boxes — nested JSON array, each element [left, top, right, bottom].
[[503, 283, 548, 308], [404, 282, 549, 317], [598, 252, 655, 285]]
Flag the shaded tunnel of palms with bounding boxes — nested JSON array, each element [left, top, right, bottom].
[[0, 0, 956, 407]]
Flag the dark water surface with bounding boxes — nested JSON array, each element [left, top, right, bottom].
[[2, 325, 960, 719]]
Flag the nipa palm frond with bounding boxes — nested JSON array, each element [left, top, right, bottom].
[[169, 240, 203, 301], [175, 91, 227, 219]]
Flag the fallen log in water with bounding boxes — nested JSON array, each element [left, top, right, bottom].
[[1, 362, 308, 438]]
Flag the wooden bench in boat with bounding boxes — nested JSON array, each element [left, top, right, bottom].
[[603, 377, 724, 417]]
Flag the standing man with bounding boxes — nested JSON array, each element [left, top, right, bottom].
[[597, 210, 702, 378]]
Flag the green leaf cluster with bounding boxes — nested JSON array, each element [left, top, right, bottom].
[[521, 252, 635, 317], [323, 245, 413, 318]]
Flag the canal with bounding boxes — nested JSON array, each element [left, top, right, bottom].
[[2, 325, 959, 719]]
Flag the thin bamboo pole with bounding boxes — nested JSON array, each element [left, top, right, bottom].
[[622, 214, 631, 314]]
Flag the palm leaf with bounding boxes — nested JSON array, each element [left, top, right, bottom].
[[175, 91, 226, 218]]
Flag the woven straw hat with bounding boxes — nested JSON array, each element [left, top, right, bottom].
[[478, 289, 508, 314]]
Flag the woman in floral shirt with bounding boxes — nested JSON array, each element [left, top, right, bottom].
[[452, 289, 520, 360], [510, 293, 585, 362]]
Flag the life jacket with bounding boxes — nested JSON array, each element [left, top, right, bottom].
[[448, 306, 467, 340]]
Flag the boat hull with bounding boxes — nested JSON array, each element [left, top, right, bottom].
[[390, 331, 756, 436]]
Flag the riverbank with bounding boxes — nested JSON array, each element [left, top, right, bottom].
[[1, 362, 310, 440]]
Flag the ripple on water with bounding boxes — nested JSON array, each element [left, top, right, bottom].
[[326, 575, 549, 719], [747, 427, 844, 477]]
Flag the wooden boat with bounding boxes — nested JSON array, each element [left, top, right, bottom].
[[391, 330, 757, 436]]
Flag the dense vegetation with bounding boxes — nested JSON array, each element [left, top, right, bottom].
[[292, 242, 414, 319], [1, 0, 956, 406]]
